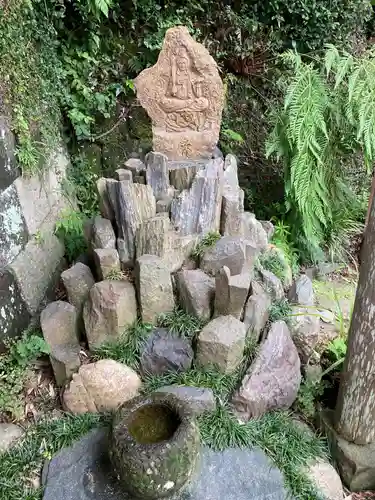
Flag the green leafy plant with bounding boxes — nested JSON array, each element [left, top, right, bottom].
[[269, 298, 293, 324], [92, 321, 153, 370], [106, 269, 127, 281], [220, 128, 244, 153], [7, 333, 50, 368], [296, 378, 326, 421], [65, 152, 101, 217], [267, 46, 373, 261], [0, 0, 62, 175], [326, 337, 347, 362], [54, 209, 87, 262], [191, 232, 221, 261], [0, 331, 50, 419], [271, 221, 300, 276], [157, 308, 207, 340], [259, 250, 288, 284]]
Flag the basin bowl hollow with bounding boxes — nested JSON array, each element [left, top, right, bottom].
[[109, 393, 200, 499]]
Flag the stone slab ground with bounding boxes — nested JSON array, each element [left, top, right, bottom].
[[42, 428, 292, 500]]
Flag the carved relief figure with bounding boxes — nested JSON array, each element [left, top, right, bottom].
[[160, 47, 209, 132], [134, 26, 224, 160]]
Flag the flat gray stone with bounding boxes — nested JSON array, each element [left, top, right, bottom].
[[154, 386, 216, 416], [42, 429, 292, 500], [0, 423, 24, 453]]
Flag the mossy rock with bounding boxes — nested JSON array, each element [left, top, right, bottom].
[[109, 392, 200, 499]]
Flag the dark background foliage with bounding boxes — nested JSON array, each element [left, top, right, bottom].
[[0, 0, 373, 260]]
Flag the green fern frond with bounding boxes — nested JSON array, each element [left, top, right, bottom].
[[334, 54, 353, 89], [324, 44, 339, 78]]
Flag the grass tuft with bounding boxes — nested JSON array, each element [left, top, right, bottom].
[[142, 365, 238, 400], [92, 320, 153, 370], [105, 269, 127, 281], [157, 307, 206, 339], [191, 231, 221, 260], [198, 403, 253, 449], [0, 413, 104, 500], [198, 406, 327, 499], [269, 298, 293, 324]]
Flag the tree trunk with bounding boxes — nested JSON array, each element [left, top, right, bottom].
[[334, 190, 375, 445], [365, 171, 375, 228]]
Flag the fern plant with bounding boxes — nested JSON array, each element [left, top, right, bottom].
[[267, 46, 373, 261], [54, 209, 87, 263]]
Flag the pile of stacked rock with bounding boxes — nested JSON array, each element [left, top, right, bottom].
[[39, 26, 333, 422]]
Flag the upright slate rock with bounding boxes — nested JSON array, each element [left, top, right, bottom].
[[93, 248, 120, 280], [96, 178, 115, 222], [176, 269, 215, 320], [114, 168, 132, 182], [124, 157, 145, 175], [61, 262, 95, 317], [290, 305, 321, 363], [214, 266, 251, 320], [0, 269, 30, 342], [92, 216, 116, 249], [196, 315, 246, 374], [107, 179, 156, 265], [41, 301, 79, 348], [232, 321, 301, 420], [201, 236, 258, 276], [242, 212, 268, 251], [169, 161, 202, 191], [136, 254, 174, 324], [0, 116, 18, 194], [288, 274, 314, 306], [41, 301, 81, 386], [50, 344, 82, 387], [136, 214, 197, 272], [243, 281, 271, 341], [0, 183, 28, 268], [171, 157, 223, 236], [221, 154, 244, 237], [145, 151, 170, 200], [259, 268, 285, 300], [135, 213, 171, 259], [140, 328, 194, 376], [83, 281, 137, 348]]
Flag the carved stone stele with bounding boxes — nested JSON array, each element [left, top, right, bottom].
[[134, 26, 224, 161]]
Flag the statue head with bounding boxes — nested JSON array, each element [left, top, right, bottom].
[[175, 48, 190, 71]]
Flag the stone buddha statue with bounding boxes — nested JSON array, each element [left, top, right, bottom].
[[160, 47, 209, 132]]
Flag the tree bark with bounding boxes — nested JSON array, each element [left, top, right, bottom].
[[335, 190, 375, 445], [365, 171, 375, 228]]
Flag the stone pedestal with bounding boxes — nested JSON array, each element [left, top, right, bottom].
[[318, 408, 375, 491]]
